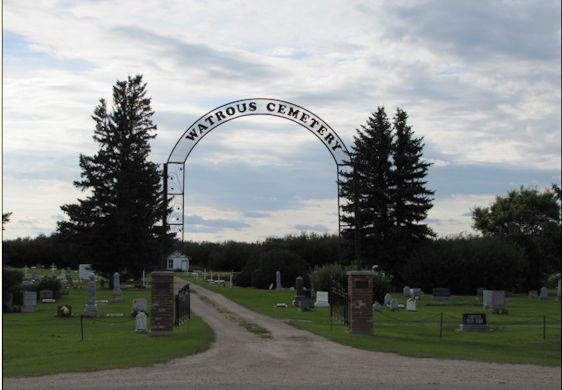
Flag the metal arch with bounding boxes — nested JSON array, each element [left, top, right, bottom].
[[162, 98, 354, 262]]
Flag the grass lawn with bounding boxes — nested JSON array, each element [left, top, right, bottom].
[[182, 274, 561, 366], [2, 286, 214, 377]]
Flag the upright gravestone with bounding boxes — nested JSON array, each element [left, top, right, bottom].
[[112, 272, 123, 303], [84, 275, 98, 317], [528, 290, 539, 299], [384, 293, 393, 306], [133, 298, 148, 313], [482, 290, 506, 314], [293, 276, 305, 307], [411, 288, 422, 299], [21, 291, 37, 312], [136, 312, 148, 333], [314, 291, 330, 308], [406, 298, 417, 312], [403, 286, 411, 297], [347, 271, 374, 335], [477, 288, 486, 301], [275, 270, 283, 290], [151, 271, 174, 336], [539, 286, 548, 300], [459, 313, 489, 331]]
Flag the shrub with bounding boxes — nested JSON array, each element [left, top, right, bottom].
[[2, 268, 23, 295], [400, 235, 525, 294], [33, 276, 62, 299]]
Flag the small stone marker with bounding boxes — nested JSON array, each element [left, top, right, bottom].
[[314, 291, 330, 308], [112, 272, 123, 303], [106, 313, 124, 317], [432, 288, 451, 301], [132, 298, 148, 313], [275, 270, 283, 290], [384, 293, 393, 306], [411, 288, 422, 299], [136, 311, 148, 333], [275, 303, 288, 308], [483, 290, 507, 314], [22, 291, 37, 312], [372, 301, 382, 312], [539, 286, 548, 300], [528, 290, 539, 299], [406, 298, 417, 312], [39, 290, 54, 301], [268, 283, 274, 290], [458, 313, 489, 331], [403, 286, 411, 297], [389, 299, 399, 311], [84, 275, 98, 317]]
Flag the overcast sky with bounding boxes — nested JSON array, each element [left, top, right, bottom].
[[2, 0, 561, 243]]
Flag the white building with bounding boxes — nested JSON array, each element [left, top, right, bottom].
[[166, 251, 190, 272]]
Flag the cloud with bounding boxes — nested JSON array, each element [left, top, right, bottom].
[[293, 224, 330, 233], [185, 214, 250, 233]]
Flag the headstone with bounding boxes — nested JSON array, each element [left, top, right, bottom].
[[539, 286, 548, 300], [112, 272, 123, 303], [458, 313, 489, 331], [293, 276, 305, 307], [384, 293, 393, 306], [268, 283, 274, 290], [528, 290, 539, 299], [229, 272, 233, 288], [299, 289, 315, 311], [136, 311, 148, 333], [314, 291, 330, 308], [78, 264, 95, 280], [389, 299, 399, 311], [39, 290, 54, 300], [557, 279, 561, 301], [275, 270, 283, 290], [21, 291, 37, 312], [403, 286, 411, 297], [411, 288, 422, 299], [142, 271, 146, 287], [432, 288, 451, 301], [24, 265, 28, 277], [132, 298, 148, 313], [482, 290, 506, 314], [57, 305, 72, 317], [406, 298, 417, 312], [372, 301, 382, 312], [84, 275, 98, 317]]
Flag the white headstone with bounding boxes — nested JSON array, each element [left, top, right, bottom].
[[135, 312, 147, 332], [384, 293, 393, 306], [84, 275, 98, 316], [275, 270, 283, 290], [539, 286, 548, 299], [229, 272, 233, 288], [406, 298, 417, 312], [314, 291, 330, 308]]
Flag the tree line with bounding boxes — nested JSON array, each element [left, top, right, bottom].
[[3, 75, 560, 292]]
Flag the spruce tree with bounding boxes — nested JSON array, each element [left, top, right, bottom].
[[57, 75, 166, 279], [340, 107, 394, 267], [388, 109, 434, 276]]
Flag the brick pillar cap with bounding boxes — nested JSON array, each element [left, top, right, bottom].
[[151, 271, 175, 277], [346, 271, 376, 276]]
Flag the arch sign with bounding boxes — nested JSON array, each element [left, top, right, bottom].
[[164, 98, 351, 240], [168, 98, 349, 166]]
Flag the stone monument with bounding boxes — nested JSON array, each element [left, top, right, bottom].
[[347, 271, 374, 335], [150, 271, 174, 336], [112, 272, 123, 303], [84, 275, 99, 317], [275, 270, 283, 290], [21, 291, 37, 312]]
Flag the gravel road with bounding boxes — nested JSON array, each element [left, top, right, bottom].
[[4, 279, 561, 390]]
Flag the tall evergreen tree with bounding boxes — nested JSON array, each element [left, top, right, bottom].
[[340, 107, 394, 267], [57, 75, 167, 279], [340, 107, 434, 275]]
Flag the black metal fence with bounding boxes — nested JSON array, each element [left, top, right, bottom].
[[329, 279, 348, 326], [175, 283, 191, 326]]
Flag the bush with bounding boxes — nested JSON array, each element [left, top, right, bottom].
[[400, 235, 525, 294], [2, 268, 23, 295], [236, 249, 310, 289], [33, 276, 62, 299]]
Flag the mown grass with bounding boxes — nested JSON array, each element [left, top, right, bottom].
[[182, 274, 561, 366], [2, 287, 214, 377]]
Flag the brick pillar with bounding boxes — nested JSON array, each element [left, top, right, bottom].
[[151, 271, 175, 336], [347, 271, 374, 335]]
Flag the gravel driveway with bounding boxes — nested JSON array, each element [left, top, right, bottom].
[[4, 279, 561, 390]]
